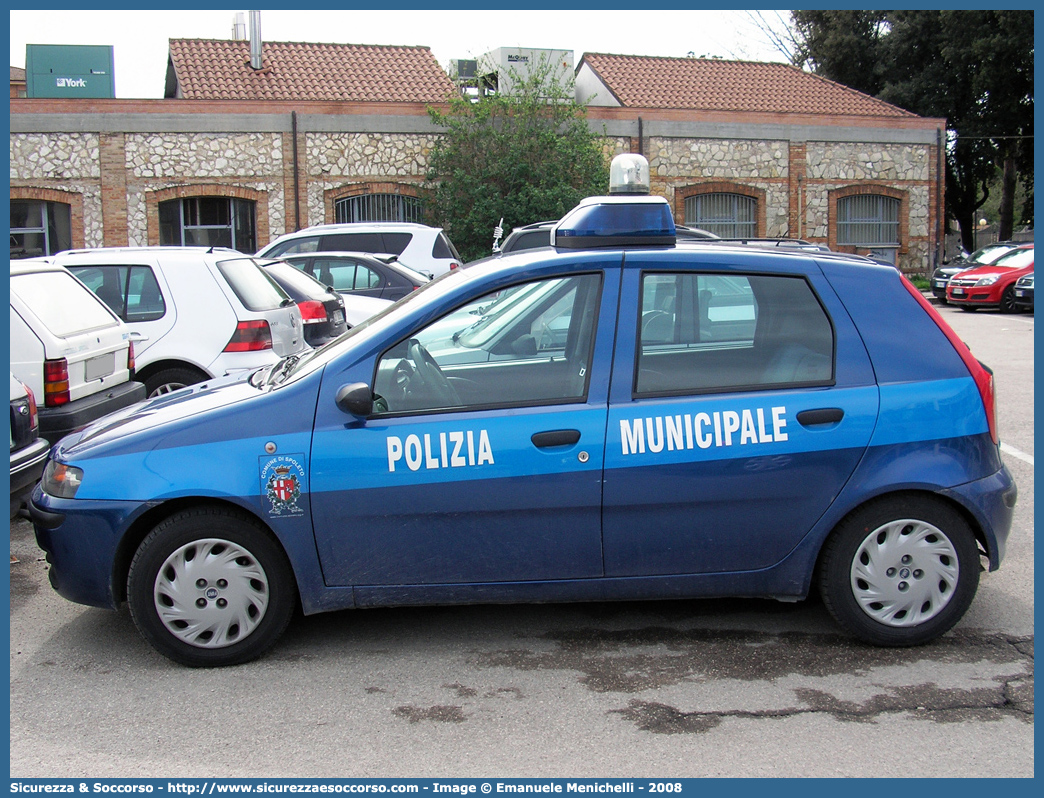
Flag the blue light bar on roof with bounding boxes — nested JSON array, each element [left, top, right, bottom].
[[551, 196, 677, 249]]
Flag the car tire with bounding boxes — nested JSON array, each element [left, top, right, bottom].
[[999, 286, 1017, 314], [127, 507, 296, 667], [143, 367, 207, 398], [818, 495, 980, 647]]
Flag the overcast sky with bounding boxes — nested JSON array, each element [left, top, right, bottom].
[[9, 9, 792, 99]]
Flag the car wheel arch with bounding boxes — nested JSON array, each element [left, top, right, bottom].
[[813, 489, 989, 580], [135, 359, 212, 386], [111, 497, 300, 609]]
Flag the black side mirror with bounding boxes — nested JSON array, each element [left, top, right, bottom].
[[335, 383, 373, 418]]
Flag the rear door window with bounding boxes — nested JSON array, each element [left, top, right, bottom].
[[68, 264, 166, 322], [11, 271, 118, 337], [322, 232, 384, 253], [636, 272, 834, 395], [380, 233, 413, 256], [267, 236, 320, 257], [215, 258, 291, 311]]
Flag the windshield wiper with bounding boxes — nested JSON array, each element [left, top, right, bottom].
[[267, 354, 301, 386]]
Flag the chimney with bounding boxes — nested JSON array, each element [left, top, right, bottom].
[[232, 12, 247, 41], [248, 10, 262, 70]]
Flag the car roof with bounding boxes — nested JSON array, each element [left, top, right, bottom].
[[274, 222, 440, 235]]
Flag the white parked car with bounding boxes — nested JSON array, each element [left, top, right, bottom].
[[257, 222, 462, 277], [49, 247, 310, 397], [10, 259, 146, 443]]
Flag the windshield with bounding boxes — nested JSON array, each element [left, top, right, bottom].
[[969, 244, 1019, 265], [992, 249, 1034, 269], [266, 268, 455, 385]]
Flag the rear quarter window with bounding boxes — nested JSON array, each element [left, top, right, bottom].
[[431, 232, 461, 260], [11, 271, 118, 337], [215, 258, 291, 312]]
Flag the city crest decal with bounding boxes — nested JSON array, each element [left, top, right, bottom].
[[259, 454, 307, 517]]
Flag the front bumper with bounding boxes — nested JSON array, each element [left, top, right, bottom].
[[30, 488, 147, 609]]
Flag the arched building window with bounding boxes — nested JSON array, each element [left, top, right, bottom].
[[836, 194, 900, 248], [10, 199, 72, 258], [334, 192, 423, 224], [158, 196, 256, 252]]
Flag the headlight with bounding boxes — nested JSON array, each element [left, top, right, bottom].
[[975, 275, 999, 286], [42, 460, 84, 499]]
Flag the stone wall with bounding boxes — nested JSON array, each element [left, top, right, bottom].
[[9, 124, 939, 271]]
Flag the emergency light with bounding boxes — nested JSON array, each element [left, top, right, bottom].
[[551, 154, 676, 249]]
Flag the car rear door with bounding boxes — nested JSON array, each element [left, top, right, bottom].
[[602, 250, 879, 577], [65, 259, 177, 360]]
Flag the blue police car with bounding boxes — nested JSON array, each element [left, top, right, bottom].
[[31, 155, 1016, 667]]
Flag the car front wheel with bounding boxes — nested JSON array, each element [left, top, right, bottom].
[[127, 507, 296, 667], [999, 286, 1017, 314], [818, 496, 980, 647]]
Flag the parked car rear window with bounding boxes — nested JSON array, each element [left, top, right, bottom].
[[216, 258, 291, 312], [11, 271, 118, 337]]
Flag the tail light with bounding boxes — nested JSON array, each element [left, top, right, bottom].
[[43, 358, 71, 407], [902, 277, 999, 444], [223, 320, 273, 352], [127, 340, 136, 376], [450, 262, 461, 271], [20, 380, 38, 432], [297, 300, 328, 325]]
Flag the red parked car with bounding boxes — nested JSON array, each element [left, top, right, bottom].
[[946, 245, 1034, 312]]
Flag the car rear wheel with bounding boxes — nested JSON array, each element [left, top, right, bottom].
[[143, 366, 208, 398], [127, 507, 296, 667], [818, 496, 980, 647]]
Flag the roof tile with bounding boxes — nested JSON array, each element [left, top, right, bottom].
[[580, 53, 917, 118], [168, 39, 456, 103]]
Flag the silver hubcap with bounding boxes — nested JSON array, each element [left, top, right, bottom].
[[850, 518, 959, 627], [154, 538, 270, 649], [149, 381, 187, 398]]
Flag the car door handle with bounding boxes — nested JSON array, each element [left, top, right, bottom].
[[797, 408, 845, 427], [531, 429, 581, 448]]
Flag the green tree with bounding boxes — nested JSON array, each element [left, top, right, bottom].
[[788, 10, 1034, 251], [425, 56, 609, 262]]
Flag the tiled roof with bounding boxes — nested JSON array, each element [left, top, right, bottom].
[[11, 66, 26, 82], [580, 53, 917, 118], [167, 39, 456, 103]]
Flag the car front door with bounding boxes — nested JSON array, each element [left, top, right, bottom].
[[309, 260, 620, 601], [602, 251, 879, 577]]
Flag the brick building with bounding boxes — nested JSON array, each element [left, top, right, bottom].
[[10, 40, 945, 272]]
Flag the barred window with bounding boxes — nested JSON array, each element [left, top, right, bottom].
[[837, 195, 900, 246], [684, 193, 757, 238], [335, 193, 423, 224]]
